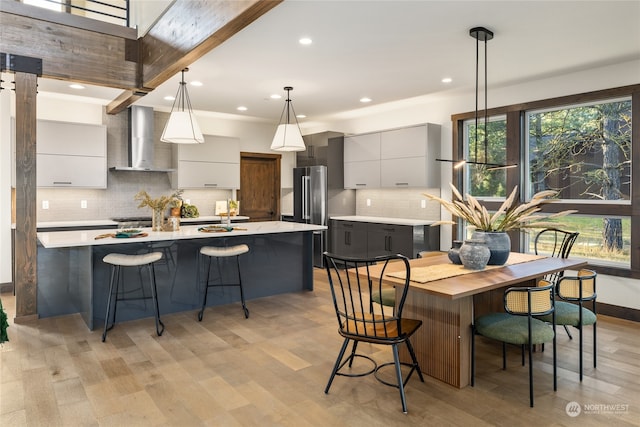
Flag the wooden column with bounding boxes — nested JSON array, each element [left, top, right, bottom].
[[14, 71, 38, 322]]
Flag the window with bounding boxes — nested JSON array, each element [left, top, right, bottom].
[[463, 115, 508, 198], [452, 86, 638, 275], [526, 99, 632, 201]]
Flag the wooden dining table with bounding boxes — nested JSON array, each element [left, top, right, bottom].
[[363, 252, 588, 388]]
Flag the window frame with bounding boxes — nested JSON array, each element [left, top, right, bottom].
[[451, 84, 640, 278]]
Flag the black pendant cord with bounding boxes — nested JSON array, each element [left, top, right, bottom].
[[484, 36, 488, 164], [474, 35, 479, 164]]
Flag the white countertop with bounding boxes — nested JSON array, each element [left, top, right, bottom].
[[32, 216, 250, 229], [330, 216, 437, 226], [37, 221, 326, 249]]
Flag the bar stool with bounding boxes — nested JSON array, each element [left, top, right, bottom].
[[197, 244, 250, 321], [102, 252, 165, 342]]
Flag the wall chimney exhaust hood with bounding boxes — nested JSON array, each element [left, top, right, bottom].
[[110, 105, 175, 172]]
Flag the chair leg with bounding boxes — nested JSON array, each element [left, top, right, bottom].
[[404, 339, 424, 383], [325, 338, 350, 394], [102, 265, 118, 342], [502, 342, 507, 370], [471, 325, 476, 387], [392, 344, 408, 414], [348, 341, 358, 367], [593, 321, 597, 369], [148, 263, 165, 337], [563, 324, 573, 339], [198, 255, 211, 322], [528, 341, 534, 408], [235, 255, 249, 318]]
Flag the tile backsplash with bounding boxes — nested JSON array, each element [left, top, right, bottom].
[[355, 187, 441, 220]]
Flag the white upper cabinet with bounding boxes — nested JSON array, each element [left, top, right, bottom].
[[344, 123, 441, 189], [344, 133, 381, 162], [344, 133, 381, 188], [380, 124, 440, 188], [12, 119, 107, 188], [171, 135, 240, 189]]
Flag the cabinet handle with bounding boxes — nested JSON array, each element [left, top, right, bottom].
[[53, 181, 72, 185], [355, 183, 367, 186], [395, 182, 409, 186], [384, 236, 390, 251], [204, 183, 218, 187], [345, 230, 351, 246]]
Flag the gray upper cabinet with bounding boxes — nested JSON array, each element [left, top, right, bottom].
[[343, 123, 441, 189], [12, 119, 107, 188]]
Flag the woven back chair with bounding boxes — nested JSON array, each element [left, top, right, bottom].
[[538, 269, 597, 381], [472, 282, 556, 407]]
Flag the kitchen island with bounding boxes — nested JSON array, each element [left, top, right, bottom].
[[37, 221, 325, 330]]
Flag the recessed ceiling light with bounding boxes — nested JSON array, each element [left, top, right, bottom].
[[237, 106, 248, 111], [69, 84, 85, 90], [164, 95, 175, 101], [296, 114, 306, 119], [360, 97, 372, 103], [299, 37, 312, 45], [190, 81, 203, 87], [442, 77, 453, 83], [270, 94, 282, 99]]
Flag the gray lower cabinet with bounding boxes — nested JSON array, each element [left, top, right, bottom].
[[367, 224, 414, 258], [330, 220, 440, 259], [331, 220, 368, 258]]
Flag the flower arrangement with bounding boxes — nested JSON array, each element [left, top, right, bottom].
[[424, 184, 577, 232], [134, 189, 183, 211]]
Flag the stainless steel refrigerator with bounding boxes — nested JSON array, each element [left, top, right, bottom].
[[293, 165, 327, 267]]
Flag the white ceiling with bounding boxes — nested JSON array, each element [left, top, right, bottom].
[[36, 0, 640, 124]]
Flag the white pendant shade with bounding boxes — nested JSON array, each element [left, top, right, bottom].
[[270, 123, 305, 152], [161, 111, 204, 144]]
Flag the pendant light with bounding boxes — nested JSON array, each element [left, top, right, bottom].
[[437, 26, 516, 170], [270, 86, 305, 152], [161, 68, 204, 144]]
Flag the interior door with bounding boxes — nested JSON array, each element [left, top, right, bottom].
[[239, 152, 281, 222]]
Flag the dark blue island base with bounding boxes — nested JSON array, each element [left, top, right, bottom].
[[37, 231, 314, 330]]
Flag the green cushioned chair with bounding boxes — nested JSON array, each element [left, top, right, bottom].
[[538, 269, 597, 381], [472, 282, 556, 407], [371, 287, 396, 307]]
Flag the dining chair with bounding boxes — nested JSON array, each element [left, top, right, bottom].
[[472, 282, 556, 407], [323, 252, 424, 414], [534, 228, 580, 338], [537, 269, 597, 381]]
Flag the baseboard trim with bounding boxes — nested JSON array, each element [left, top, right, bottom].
[[14, 314, 39, 324], [598, 302, 640, 322], [0, 282, 13, 294]]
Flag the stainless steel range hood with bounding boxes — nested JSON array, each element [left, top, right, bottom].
[[110, 105, 174, 172]]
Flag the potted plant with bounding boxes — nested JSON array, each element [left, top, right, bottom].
[[424, 184, 576, 265], [135, 190, 183, 231]]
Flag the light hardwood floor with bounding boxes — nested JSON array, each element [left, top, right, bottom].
[[1, 268, 639, 426]]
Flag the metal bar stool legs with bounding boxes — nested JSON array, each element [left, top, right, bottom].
[[101, 252, 165, 342], [197, 244, 250, 321]]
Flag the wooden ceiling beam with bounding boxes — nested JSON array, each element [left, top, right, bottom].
[[106, 0, 282, 113], [0, 1, 138, 90]]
